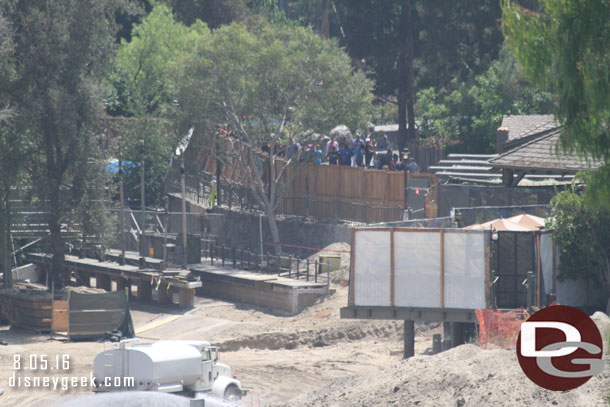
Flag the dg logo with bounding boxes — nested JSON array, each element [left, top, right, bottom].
[[516, 305, 604, 391]]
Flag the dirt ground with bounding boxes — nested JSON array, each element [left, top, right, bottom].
[[0, 277, 432, 407], [1, 242, 609, 407]]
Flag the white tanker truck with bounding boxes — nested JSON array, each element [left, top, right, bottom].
[[93, 340, 243, 401]]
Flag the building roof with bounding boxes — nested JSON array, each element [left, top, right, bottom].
[[430, 153, 574, 184], [490, 128, 603, 173], [500, 115, 558, 143]]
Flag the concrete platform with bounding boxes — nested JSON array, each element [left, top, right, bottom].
[[191, 260, 329, 315], [105, 249, 165, 270], [25, 253, 201, 308]]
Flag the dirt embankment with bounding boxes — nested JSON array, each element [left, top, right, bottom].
[[274, 313, 610, 407]]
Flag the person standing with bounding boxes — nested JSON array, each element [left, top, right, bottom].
[[313, 144, 323, 165], [364, 138, 374, 168], [338, 142, 352, 166]]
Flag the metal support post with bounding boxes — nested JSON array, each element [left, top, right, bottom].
[[118, 147, 126, 265], [140, 140, 146, 257], [404, 320, 415, 358], [180, 150, 187, 269]]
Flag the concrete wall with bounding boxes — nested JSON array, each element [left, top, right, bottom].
[[196, 277, 327, 315], [168, 194, 351, 256]]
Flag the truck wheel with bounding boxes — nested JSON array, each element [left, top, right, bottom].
[[224, 384, 242, 401]]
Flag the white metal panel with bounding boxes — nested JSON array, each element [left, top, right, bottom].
[[443, 231, 486, 309], [353, 230, 391, 306], [394, 231, 440, 308]]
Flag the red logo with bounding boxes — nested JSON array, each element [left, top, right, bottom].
[[516, 305, 603, 391]]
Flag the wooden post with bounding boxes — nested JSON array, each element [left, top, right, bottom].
[[403, 320, 415, 358], [137, 279, 152, 301], [315, 260, 318, 283], [296, 258, 300, 280], [306, 259, 309, 282], [222, 246, 225, 267], [390, 229, 395, 306], [232, 247, 236, 268]]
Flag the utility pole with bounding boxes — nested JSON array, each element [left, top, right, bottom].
[[163, 196, 168, 266], [139, 140, 146, 258], [180, 150, 188, 269]]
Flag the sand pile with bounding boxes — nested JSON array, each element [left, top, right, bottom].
[[277, 343, 610, 407]]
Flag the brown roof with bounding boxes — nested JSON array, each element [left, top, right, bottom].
[[500, 115, 558, 143], [489, 128, 603, 173]]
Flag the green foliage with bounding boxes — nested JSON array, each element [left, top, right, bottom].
[[2, 0, 126, 287], [176, 21, 375, 142], [333, 1, 503, 95], [116, 119, 179, 207], [503, 0, 610, 202], [107, 5, 209, 116], [416, 47, 554, 152], [548, 173, 610, 287]]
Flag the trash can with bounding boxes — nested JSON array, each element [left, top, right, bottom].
[[318, 254, 341, 274]]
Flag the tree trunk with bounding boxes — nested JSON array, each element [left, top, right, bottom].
[[48, 188, 64, 289], [266, 209, 282, 256], [405, 0, 416, 143], [397, 3, 409, 153], [0, 184, 11, 288]]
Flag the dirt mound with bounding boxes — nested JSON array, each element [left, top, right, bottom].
[[275, 344, 610, 407], [217, 322, 402, 351]]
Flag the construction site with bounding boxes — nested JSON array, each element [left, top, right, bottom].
[[0, 113, 608, 407]]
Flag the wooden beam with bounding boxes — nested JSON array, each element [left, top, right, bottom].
[[349, 228, 356, 306], [390, 229, 395, 307], [340, 306, 476, 323]]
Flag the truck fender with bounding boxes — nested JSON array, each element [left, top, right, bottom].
[[211, 375, 241, 398]]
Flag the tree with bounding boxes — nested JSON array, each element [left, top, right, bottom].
[[416, 46, 554, 153], [3, 0, 125, 288], [502, 0, 610, 204], [548, 174, 610, 312], [176, 22, 374, 252], [0, 8, 20, 288], [106, 5, 204, 208], [107, 5, 210, 117], [333, 0, 504, 151]]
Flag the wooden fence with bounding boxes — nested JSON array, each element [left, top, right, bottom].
[[180, 134, 438, 223]]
